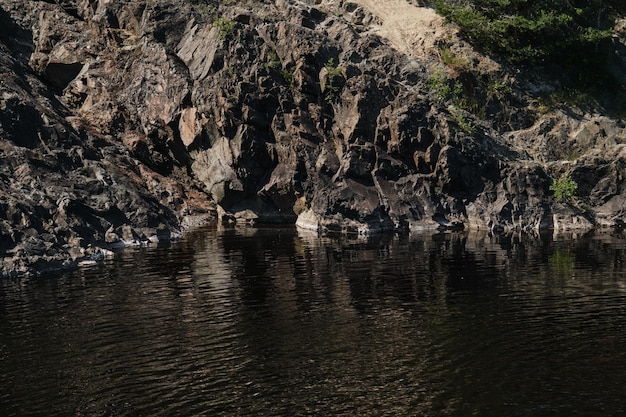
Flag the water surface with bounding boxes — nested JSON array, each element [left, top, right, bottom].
[[2, 226, 626, 416]]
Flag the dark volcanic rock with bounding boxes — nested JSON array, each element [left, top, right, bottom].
[[2, 0, 626, 275], [0, 0, 214, 276]]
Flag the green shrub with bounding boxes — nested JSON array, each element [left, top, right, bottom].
[[450, 108, 476, 134], [427, 70, 462, 103], [281, 66, 295, 84], [486, 75, 512, 101], [214, 17, 235, 40], [323, 58, 342, 104], [427, 70, 480, 114], [550, 173, 578, 203], [264, 49, 295, 84], [264, 49, 281, 70], [192, 1, 217, 18], [324, 58, 342, 80]]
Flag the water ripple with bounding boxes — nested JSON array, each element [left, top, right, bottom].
[[2, 229, 626, 416]]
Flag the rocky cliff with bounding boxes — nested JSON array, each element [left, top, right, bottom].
[[2, 0, 626, 276]]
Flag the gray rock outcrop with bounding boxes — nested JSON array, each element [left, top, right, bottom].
[[2, 0, 626, 275]]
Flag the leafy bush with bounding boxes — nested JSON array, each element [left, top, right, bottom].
[[281, 66, 295, 84], [427, 70, 462, 103], [550, 173, 578, 203], [323, 58, 342, 104], [450, 108, 476, 134], [486, 75, 512, 101], [214, 17, 235, 40], [427, 69, 481, 114], [324, 58, 342, 81], [264, 48, 295, 84], [264, 49, 281, 70]]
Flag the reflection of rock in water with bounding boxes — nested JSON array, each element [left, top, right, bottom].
[[5, 224, 626, 415]]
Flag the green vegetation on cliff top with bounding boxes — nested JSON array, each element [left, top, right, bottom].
[[434, 0, 625, 61], [434, 0, 626, 97]]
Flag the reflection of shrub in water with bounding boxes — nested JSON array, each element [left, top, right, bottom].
[[548, 249, 575, 276]]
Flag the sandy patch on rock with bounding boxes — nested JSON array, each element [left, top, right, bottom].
[[348, 0, 455, 57]]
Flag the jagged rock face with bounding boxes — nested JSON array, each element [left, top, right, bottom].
[[0, 0, 214, 276], [2, 0, 626, 274]]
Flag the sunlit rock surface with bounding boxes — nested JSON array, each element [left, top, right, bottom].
[[2, 0, 626, 275]]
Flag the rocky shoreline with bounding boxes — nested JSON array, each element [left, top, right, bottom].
[[2, 0, 626, 276]]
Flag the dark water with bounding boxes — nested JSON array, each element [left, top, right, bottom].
[[2, 226, 626, 416]]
